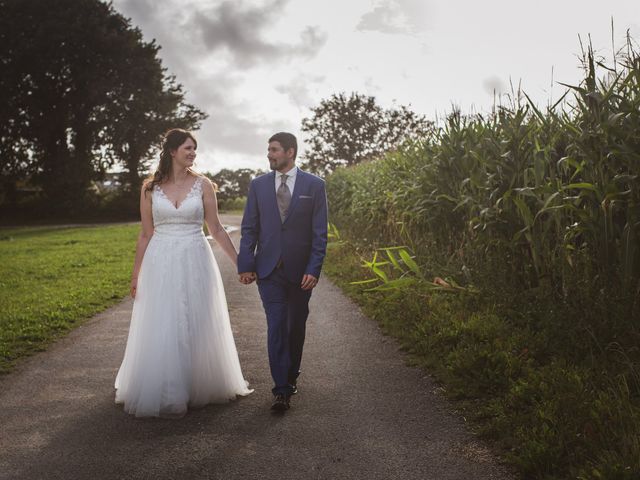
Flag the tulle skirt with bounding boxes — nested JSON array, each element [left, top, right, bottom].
[[115, 230, 253, 417]]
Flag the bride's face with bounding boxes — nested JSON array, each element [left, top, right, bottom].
[[171, 138, 197, 169]]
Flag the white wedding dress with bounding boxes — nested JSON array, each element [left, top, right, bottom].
[[115, 176, 253, 417]]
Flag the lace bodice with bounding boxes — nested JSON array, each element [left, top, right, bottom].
[[152, 176, 204, 236]]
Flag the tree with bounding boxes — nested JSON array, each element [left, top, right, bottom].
[[108, 71, 207, 199], [206, 168, 265, 202], [300, 92, 433, 176], [0, 0, 206, 211]]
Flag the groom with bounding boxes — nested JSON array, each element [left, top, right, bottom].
[[238, 132, 328, 412]]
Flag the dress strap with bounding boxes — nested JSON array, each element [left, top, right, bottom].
[[193, 176, 204, 193]]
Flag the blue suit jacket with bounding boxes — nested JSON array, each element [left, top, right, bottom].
[[238, 169, 328, 282]]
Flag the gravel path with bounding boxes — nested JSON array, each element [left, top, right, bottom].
[[0, 215, 513, 480]]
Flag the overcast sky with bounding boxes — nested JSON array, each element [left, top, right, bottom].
[[111, 0, 640, 174]]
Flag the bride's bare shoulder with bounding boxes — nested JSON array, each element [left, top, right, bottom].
[[202, 176, 216, 190]]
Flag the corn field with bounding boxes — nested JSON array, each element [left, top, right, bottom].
[[325, 37, 640, 478], [329, 37, 640, 316]]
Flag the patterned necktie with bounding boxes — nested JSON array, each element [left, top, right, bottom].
[[276, 173, 291, 222]]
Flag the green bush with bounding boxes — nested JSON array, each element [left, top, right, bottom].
[[218, 196, 246, 212]]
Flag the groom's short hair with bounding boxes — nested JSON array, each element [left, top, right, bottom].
[[269, 132, 297, 160]]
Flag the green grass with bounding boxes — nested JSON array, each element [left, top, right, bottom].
[[0, 224, 138, 374], [324, 240, 640, 480]]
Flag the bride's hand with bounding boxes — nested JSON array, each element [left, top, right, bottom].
[[130, 277, 138, 298]]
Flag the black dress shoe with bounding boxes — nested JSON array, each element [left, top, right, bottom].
[[270, 394, 290, 412], [290, 383, 298, 395]]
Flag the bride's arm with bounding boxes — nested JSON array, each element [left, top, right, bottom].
[[130, 181, 154, 297], [202, 177, 238, 267]]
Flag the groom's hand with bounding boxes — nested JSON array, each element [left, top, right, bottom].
[[239, 272, 256, 284], [301, 274, 318, 290]]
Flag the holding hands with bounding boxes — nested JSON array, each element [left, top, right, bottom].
[[239, 272, 257, 284]]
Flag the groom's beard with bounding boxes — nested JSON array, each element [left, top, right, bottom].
[[269, 160, 294, 171], [269, 158, 289, 171]]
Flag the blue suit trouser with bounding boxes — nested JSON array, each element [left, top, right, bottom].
[[257, 265, 312, 396]]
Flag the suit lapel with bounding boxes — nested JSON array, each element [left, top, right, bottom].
[[283, 169, 307, 224], [266, 171, 281, 221]]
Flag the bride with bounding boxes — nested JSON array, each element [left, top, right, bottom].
[[115, 128, 253, 417]]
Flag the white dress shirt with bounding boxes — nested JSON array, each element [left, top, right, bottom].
[[274, 166, 298, 196]]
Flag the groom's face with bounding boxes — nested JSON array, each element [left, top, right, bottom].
[[267, 141, 294, 172]]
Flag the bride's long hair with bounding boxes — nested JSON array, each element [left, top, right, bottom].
[[145, 129, 199, 194]]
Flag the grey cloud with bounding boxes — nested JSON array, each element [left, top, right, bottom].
[[194, 0, 327, 68], [203, 111, 296, 171], [482, 75, 507, 96], [116, 0, 161, 25], [295, 26, 327, 58], [114, 0, 203, 79], [358, 3, 407, 34], [275, 74, 326, 108], [112, 0, 320, 169], [208, 113, 274, 156], [191, 80, 284, 157], [114, 0, 326, 170], [364, 76, 382, 93], [357, 0, 429, 35]]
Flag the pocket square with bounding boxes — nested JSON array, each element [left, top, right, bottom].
[[299, 195, 312, 199]]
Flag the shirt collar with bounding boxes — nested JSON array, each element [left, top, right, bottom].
[[278, 165, 298, 180]]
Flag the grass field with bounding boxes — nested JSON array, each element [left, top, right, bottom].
[[0, 224, 139, 374]]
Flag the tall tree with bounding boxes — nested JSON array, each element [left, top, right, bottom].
[[0, 0, 206, 211], [300, 92, 432, 175], [108, 70, 207, 198]]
